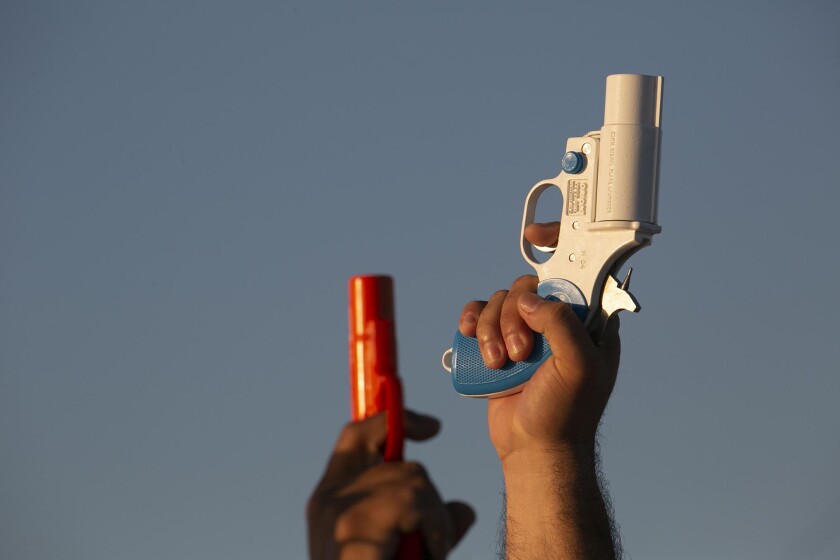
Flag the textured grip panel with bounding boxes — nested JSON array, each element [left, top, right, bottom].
[[450, 331, 552, 397]]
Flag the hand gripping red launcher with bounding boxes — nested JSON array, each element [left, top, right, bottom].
[[348, 275, 424, 559]]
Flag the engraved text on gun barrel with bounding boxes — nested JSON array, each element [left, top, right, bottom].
[[442, 74, 664, 398]]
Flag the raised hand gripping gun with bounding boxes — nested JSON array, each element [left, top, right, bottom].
[[348, 275, 425, 559], [442, 74, 664, 398]]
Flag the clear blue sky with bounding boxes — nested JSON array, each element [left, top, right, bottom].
[[2, 1, 839, 559]]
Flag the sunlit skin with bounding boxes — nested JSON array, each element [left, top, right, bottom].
[[309, 222, 621, 559], [458, 222, 619, 451], [458, 221, 622, 558]]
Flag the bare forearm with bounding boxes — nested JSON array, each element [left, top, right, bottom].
[[501, 445, 619, 560]]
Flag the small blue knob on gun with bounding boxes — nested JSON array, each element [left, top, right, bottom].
[[561, 151, 585, 174]]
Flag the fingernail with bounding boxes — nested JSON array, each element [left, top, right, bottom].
[[519, 292, 542, 313], [461, 312, 476, 326]]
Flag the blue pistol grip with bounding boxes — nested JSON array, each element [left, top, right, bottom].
[[449, 281, 589, 397], [450, 331, 552, 397]]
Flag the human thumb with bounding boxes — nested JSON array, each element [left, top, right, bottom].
[[517, 291, 593, 360]]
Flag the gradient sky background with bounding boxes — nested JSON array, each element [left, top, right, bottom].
[[2, 1, 840, 559]]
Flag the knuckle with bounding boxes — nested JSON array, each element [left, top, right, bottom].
[[551, 301, 577, 322], [460, 302, 484, 326], [394, 483, 421, 510], [334, 509, 367, 540], [512, 274, 537, 288], [337, 419, 370, 449], [500, 295, 522, 316], [500, 317, 522, 338], [375, 475, 422, 509], [403, 461, 429, 479], [500, 305, 525, 336], [336, 414, 385, 453], [476, 330, 490, 343], [475, 317, 500, 342], [501, 322, 523, 339], [336, 421, 360, 446], [546, 306, 572, 330], [463, 300, 485, 311], [476, 328, 498, 344], [491, 289, 509, 301]]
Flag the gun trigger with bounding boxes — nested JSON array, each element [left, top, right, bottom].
[[594, 269, 641, 345], [601, 269, 640, 318]]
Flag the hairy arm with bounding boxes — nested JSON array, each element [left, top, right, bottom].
[[502, 444, 619, 559], [460, 258, 623, 559]]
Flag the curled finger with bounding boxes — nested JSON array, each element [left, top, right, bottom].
[[475, 290, 509, 369], [459, 300, 487, 337], [500, 275, 538, 362]]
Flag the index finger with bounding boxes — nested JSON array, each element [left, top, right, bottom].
[[323, 410, 441, 481], [499, 275, 538, 362], [524, 221, 561, 249]]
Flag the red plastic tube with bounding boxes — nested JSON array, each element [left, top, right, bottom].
[[348, 275, 424, 560]]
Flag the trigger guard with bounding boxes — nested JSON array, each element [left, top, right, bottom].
[[521, 182, 561, 266]]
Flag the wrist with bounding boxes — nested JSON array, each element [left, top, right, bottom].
[[500, 438, 596, 473], [501, 443, 598, 498], [501, 443, 616, 559]]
